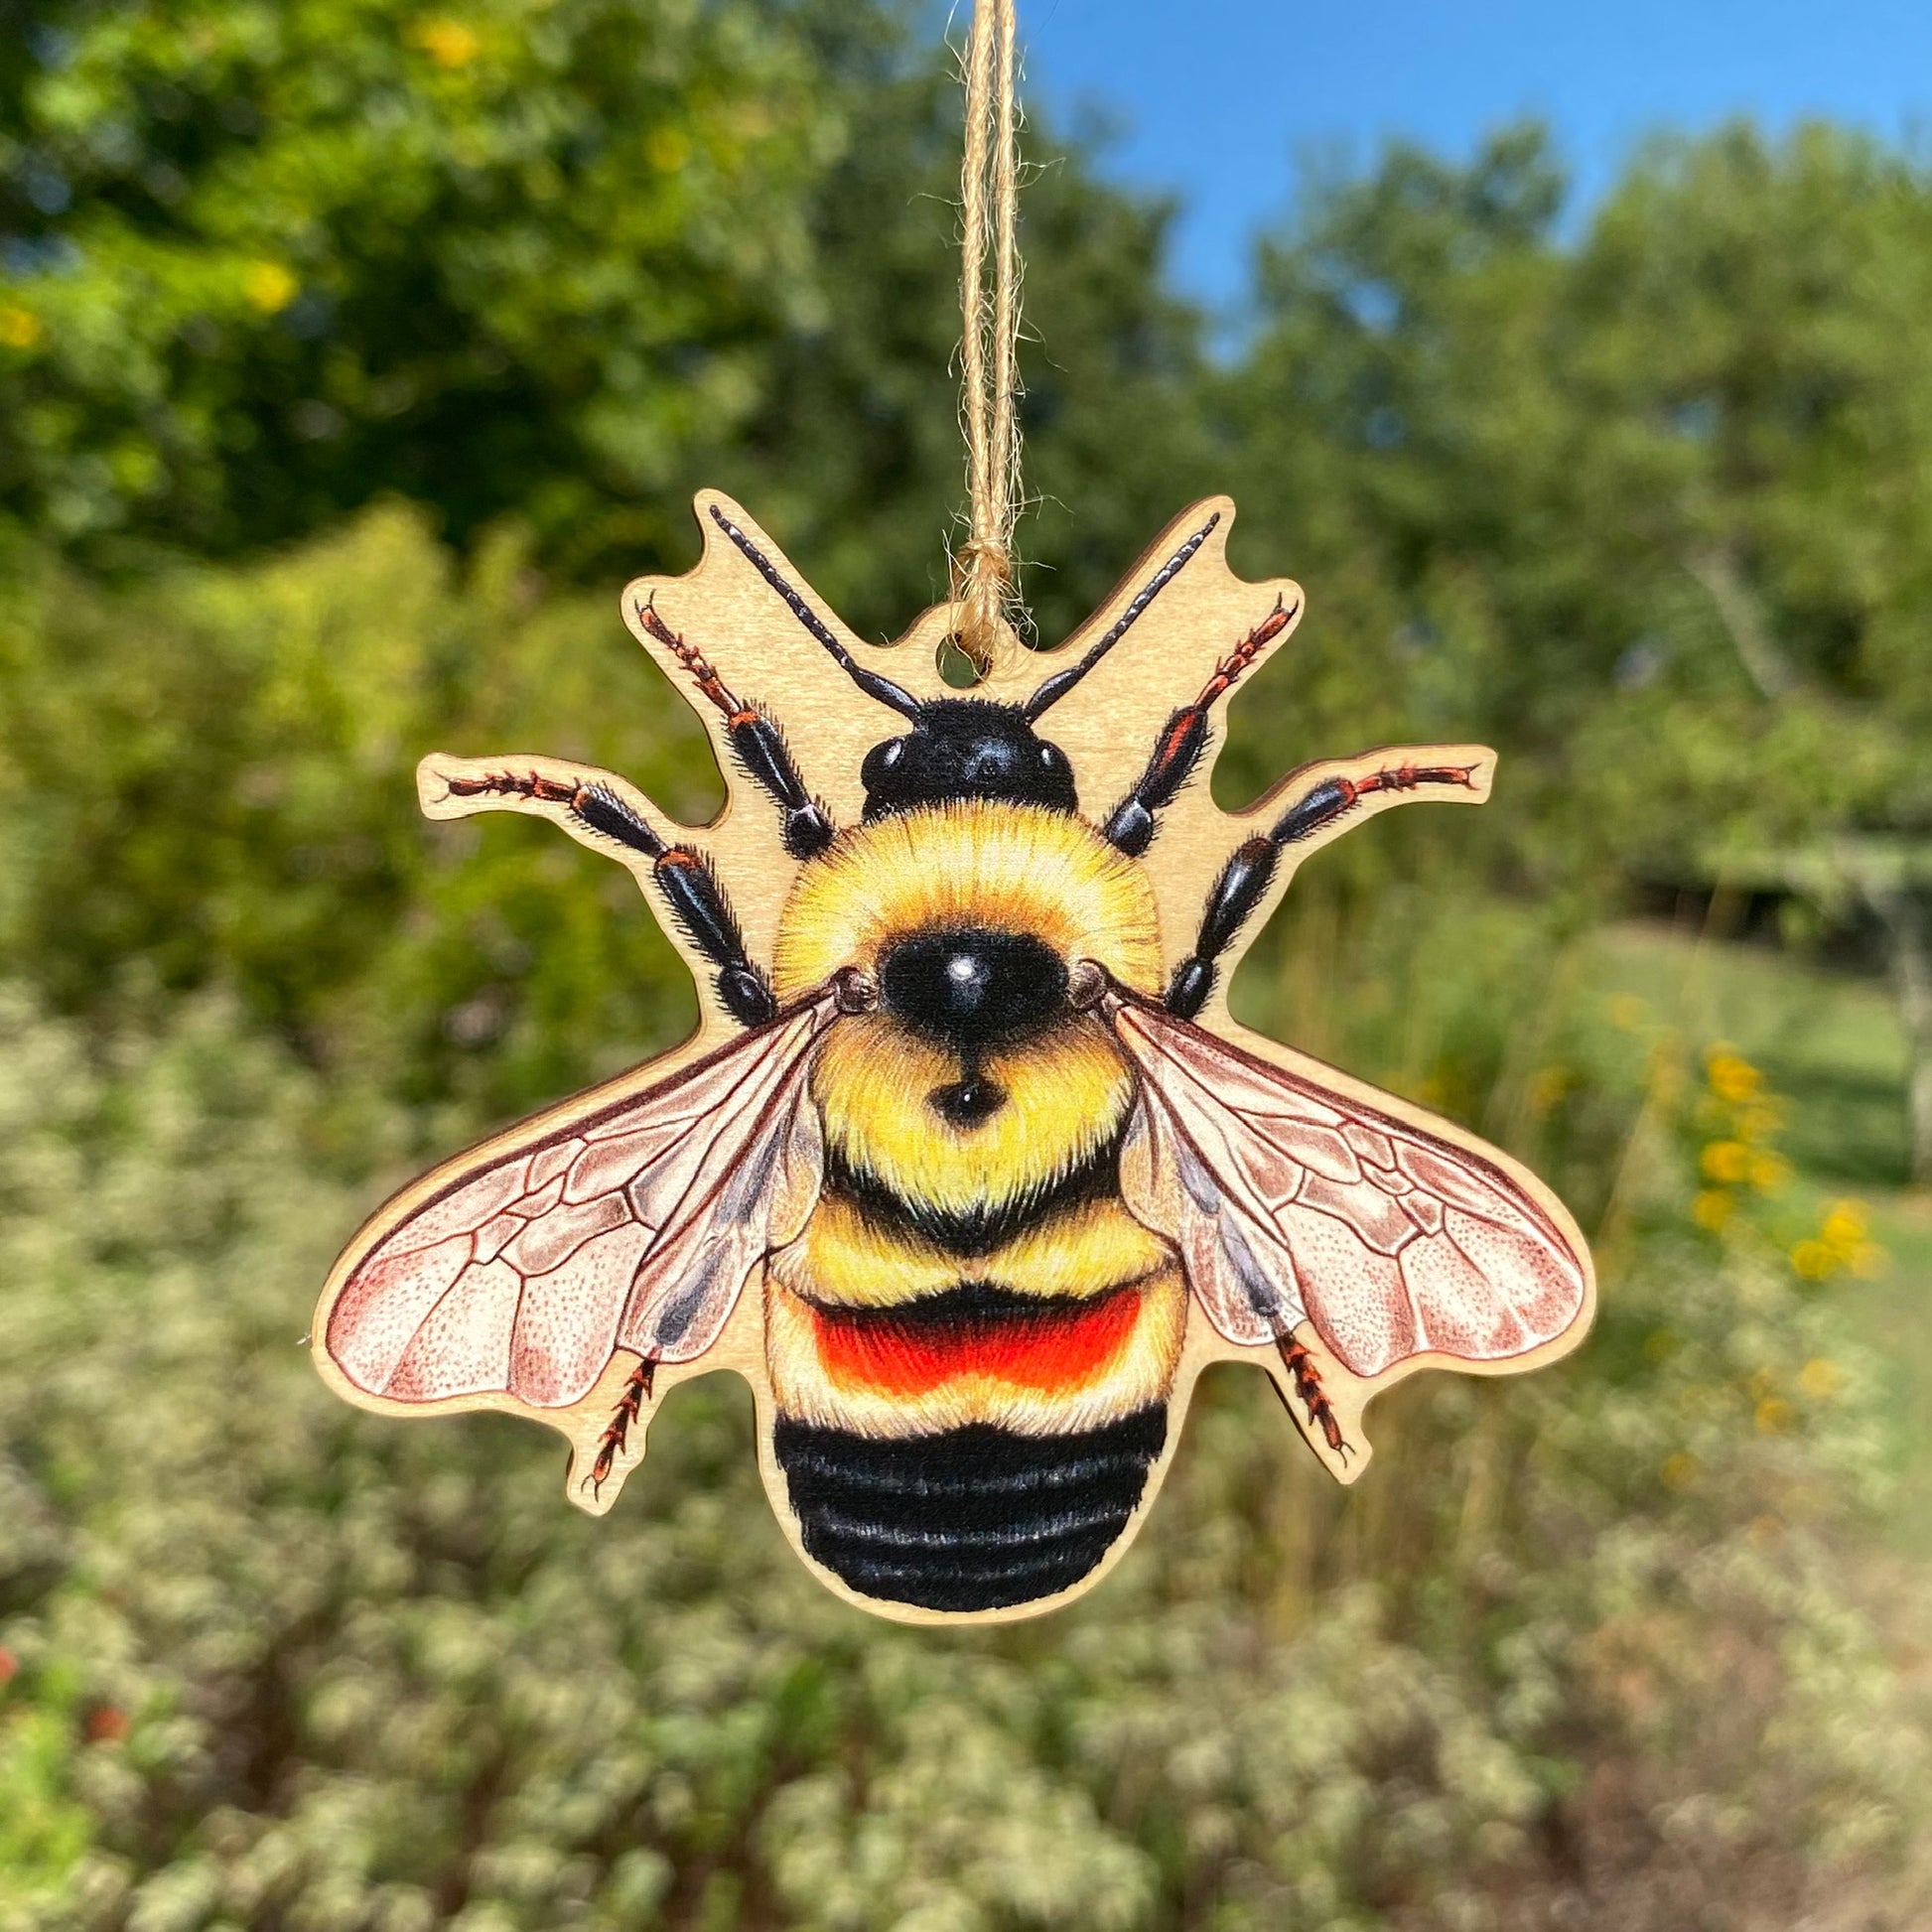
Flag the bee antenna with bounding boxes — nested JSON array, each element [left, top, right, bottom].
[[1025, 510, 1221, 721], [707, 504, 922, 720]]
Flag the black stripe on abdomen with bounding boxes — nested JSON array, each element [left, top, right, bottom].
[[822, 1125, 1125, 1256], [773, 1408, 1167, 1612]]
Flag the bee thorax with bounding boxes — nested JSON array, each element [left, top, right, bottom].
[[878, 926, 1068, 1054]]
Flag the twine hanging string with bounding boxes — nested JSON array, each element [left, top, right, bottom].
[[953, 0, 1023, 675]]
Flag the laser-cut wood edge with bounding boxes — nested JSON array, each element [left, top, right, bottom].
[[308, 488, 1596, 1628]]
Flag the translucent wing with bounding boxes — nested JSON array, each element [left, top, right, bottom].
[[1107, 995, 1588, 1378], [321, 994, 834, 1410]]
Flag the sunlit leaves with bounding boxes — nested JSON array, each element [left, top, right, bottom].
[[0, 0, 842, 558]]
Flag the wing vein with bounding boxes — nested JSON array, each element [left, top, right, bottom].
[[323, 992, 836, 1409], [1107, 992, 1587, 1377]]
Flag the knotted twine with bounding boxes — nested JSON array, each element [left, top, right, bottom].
[[952, 0, 1024, 676]]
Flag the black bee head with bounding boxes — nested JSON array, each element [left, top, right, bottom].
[[859, 700, 1077, 820], [702, 498, 1222, 826]]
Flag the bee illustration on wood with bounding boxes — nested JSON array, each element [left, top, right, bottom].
[[313, 492, 1593, 1623]]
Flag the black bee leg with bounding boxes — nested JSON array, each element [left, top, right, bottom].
[[1166, 755, 1482, 1018], [584, 1356, 658, 1496], [1274, 1333, 1350, 1460], [647, 845, 776, 1028], [436, 764, 777, 1028], [1100, 596, 1299, 857], [634, 599, 836, 860]]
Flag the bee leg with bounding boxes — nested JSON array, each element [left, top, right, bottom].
[[634, 598, 837, 859], [1099, 596, 1299, 857], [584, 1356, 658, 1497], [1165, 756, 1482, 1018], [1274, 1333, 1350, 1460], [431, 763, 778, 1029], [721, 703, 837, 861]]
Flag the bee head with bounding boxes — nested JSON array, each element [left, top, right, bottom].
[[702, 501, 1224, 828], [859, 700, 1077, 820]]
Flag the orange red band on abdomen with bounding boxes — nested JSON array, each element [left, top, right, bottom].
[[809, 1291, 1138, 1399]]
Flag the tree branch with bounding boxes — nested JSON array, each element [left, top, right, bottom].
[[1685, 545, 1799, 703]]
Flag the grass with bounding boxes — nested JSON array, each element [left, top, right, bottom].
[[1585, 920, 1932, 1549]]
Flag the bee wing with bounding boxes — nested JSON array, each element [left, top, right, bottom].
[[320, 994, 834, 1411], [1107, 996, 1589, 1377]]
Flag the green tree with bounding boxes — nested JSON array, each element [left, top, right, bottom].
[[0, 507, 722, 1122], [698, 31, 1214, 646], [1556, 126, 1932, 1175], [0, 0, 1210, 630], [1228, 125, 1932, 1172], [0, 0, 1216, 1119], [0, 0, 843, 560]]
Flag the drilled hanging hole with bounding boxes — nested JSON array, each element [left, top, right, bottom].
[[936, 633, 985, 689]]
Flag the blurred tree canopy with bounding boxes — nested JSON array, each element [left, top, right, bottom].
[[1222, 122, 1932, 1165], [1225, 122, 1932, 826], [0, 0, 842, 562], [0, 0, 1207, 632], [4, 8, 1932, 1121]]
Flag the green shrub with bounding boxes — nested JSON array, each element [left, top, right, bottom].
[[0, 507, 715, 1123], [0, 936, 1923, 1929]]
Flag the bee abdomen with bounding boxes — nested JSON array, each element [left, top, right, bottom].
[[773, 1408, 1166, 1612]]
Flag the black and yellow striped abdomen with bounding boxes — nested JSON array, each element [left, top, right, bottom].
[[769, 1408, 1170, 1613], [765, 801, 1177, 1611], [764, 1153, 1185, 1610]]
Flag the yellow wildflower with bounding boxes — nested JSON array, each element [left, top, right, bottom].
[[1778, 1200, 1888, 1282], [411, 17, 481, 68], [1700, 1141, 1750, 1184], [1746, 1151, 1790, 1194], [1660, 1451, 1699, 1491], [0, 306, 41, 348], [243, 262, 298, 314], [1790, 1239, 1834, 1281], [1797, 1358, 1844, 1400], [1754, 1395, 1794, 1434], [1819, 1201, 1867, 1251], [1692, 1189, 1733, 1231], [1706, 1048, 1762, 1104]]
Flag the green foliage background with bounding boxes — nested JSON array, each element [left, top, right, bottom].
[[1, 3, 1929, 1927]]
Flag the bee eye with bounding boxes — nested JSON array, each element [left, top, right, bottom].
[[862, 737, 907, 794]]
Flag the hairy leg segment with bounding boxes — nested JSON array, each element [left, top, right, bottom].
[[585, 1356, 658, 1496], [1100, 595, 1299, 858], [1274, 1332, 1349, 1458], [441, 765, 777, 1028], [633, 597, 837, 861], [1166, 757, 1480, 1019]]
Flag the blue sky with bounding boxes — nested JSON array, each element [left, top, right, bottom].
[[1022, 0, 1930, 308]]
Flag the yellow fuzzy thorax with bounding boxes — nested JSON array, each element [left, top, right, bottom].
[[771, 802, 1165, 1214], [771, 801, 1164, 997]]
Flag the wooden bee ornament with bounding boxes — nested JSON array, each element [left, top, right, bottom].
[[313, 493, 1594, 1624]]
